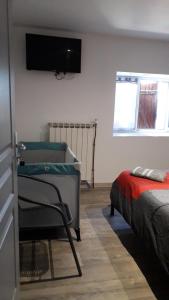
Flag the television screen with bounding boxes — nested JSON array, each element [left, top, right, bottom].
[[26, 33, 81, 73]]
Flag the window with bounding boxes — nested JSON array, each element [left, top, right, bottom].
[[113, 72, 169, 136]]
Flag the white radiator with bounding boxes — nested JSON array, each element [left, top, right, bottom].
[[48, 121, 97, 188]]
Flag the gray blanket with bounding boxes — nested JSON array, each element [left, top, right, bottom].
[[110, 183, 169, 274]]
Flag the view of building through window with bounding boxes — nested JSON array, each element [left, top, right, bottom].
[[113, 72, 169, 135]]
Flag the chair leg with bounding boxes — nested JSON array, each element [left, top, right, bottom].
[[65, 224, 82, 276]]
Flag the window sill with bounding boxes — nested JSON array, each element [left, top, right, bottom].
[[113, 131, 169, 137]]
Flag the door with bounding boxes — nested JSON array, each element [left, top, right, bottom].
[[0, 0, 19, 299]]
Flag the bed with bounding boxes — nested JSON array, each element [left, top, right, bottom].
[[110, 170, 169, 274]]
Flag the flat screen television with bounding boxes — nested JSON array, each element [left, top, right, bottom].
[[26, 33, 81, 73]]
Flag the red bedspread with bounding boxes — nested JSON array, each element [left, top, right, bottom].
[[116, 170, 169, 200]]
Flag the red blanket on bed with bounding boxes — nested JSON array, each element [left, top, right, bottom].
[[116, 170, 169, 200]]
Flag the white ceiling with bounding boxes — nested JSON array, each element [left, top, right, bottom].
[[13, 0, 169, 41]]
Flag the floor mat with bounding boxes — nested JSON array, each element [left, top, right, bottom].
[[20, 241, 49, 281]]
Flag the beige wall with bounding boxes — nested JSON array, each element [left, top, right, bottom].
[[14, 26, 169, 183]]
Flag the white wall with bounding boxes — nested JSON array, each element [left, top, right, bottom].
[[14, 26, 169, 183]]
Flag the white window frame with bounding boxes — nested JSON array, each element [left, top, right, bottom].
[[113, 72, 169, 137]]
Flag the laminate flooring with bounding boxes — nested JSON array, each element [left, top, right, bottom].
[[20, 188, 169, 300]]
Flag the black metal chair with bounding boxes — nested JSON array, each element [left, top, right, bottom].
[[18, 175, 82, 283]]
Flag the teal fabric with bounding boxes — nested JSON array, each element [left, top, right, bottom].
[[21, 142, 67, 151], [18, 142, 80, 175], [18, 163, 80, 176]]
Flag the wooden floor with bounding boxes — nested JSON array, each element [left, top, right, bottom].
[[20, 188, 169, 300]]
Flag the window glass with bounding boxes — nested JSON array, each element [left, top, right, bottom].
[[113, 72, 169, 136]]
